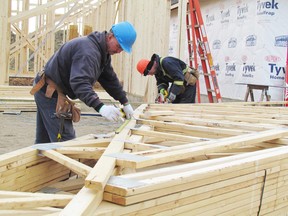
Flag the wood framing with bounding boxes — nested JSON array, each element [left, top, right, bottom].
[[1, 0, 171, 102], [1, 101, 288, 215]]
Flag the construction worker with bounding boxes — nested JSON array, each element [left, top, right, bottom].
[[31, 21, 137, 143], [137, 53, 199, 103]]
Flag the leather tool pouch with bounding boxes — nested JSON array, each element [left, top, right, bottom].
[[56, 93, 81, 123], [30, 73, 81, 123], [184, 68, 199, 86], [30, 73, 45, 95]]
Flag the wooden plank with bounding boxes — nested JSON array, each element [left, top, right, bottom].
[[106, 147, 288, 196], [141, 115, 274, 131], [137, 119, 250, 137], [40, 150, 92, 178], [0, 207, 61, 215], [85, 104, 147, 190], [0, 194, 73, 209], [55, 147, 105, 159], [47, 178, 84, 193], [60, 105, 147, 215], [114, 128, 288, 169], [131, 128, 208, 142], [95, 155, 288, 215]]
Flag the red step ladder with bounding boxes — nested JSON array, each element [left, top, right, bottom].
[[186, 0, 222, 103]]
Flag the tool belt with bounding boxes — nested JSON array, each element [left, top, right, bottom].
[[30, 72, 81, 123], [184, 67, 199, 86]]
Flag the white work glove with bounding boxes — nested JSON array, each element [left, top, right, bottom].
[[99, 105, 121, 122], [122, 103, 134, 119]]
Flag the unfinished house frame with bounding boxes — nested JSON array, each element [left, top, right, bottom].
[[0, 0, 171, 102]]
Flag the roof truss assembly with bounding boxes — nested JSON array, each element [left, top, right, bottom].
[[1, 102, 288, 215]]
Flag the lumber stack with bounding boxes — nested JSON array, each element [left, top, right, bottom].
[[0, 85, 115, 112], [1, 102, 288, 215]]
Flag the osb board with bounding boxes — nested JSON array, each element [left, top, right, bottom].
[[0, 102, 288, 215]]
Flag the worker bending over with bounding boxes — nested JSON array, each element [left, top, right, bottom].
[[137, 54, 199, 103], [31, 21, 137, 143]]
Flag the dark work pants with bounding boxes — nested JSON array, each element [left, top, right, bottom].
[[173, 84, 197, 103], [34, 89, 75, 143]]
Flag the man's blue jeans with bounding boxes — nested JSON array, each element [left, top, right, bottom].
[[34, 89, 75, 143]]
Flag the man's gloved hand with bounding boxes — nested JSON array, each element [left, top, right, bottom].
[[159, 88, 168, 99], [122, 103, 134, 119], [167, 92, 176, 102], [99, 105, 121, 122]]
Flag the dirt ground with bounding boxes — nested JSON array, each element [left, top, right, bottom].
[[0, 77, 137, 155], [0, 110, 123, 155]]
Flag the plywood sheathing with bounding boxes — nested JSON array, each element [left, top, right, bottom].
[[1, 102, 288, 215]]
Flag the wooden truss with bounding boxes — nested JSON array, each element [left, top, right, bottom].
[[1, 102, 288, 215]]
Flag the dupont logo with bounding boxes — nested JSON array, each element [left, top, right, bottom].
[[228, 37, 237, 48], [213, 40, 221, 49], [246, 35, 257, 47], [265, 55, 281, 62], [242, 55, 248, 62], [274, 35, 288, 47]]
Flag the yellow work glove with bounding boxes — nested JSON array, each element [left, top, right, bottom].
[[160, 88, 168, 98]]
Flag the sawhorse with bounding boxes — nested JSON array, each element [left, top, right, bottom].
[[244, 84, 270, 102]]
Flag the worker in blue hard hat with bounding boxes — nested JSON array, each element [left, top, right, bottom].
[[30, 21, 137, 143]]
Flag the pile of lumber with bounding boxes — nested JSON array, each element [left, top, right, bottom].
[[1, 102, 288, 215], [0, 85, 114, 112]]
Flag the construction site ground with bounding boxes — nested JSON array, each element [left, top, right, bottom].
[[0, 77, 133, 155], [0, 110, 124, 155]]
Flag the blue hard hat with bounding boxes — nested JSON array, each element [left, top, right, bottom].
[[112, 21, 137, 53]]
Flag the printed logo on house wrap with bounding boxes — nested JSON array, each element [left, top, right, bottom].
[[246, 35, 257, 47], [213, 40, 221, 49], [274, 35, 288, 47], [242, 63, 256, 78], [221, 9, 230, 24], [265, 55, 285, 81], [228, 38, 237, 48], [205, 14, 215, 27], [257, 0, 279, 16], [225, 62, 236, 78], [237, 3, 249, 20]]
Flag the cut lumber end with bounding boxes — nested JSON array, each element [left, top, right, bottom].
[[84, 180, 104, 191]]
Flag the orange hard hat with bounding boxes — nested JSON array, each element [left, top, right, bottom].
[[137, 59, 150, 75]]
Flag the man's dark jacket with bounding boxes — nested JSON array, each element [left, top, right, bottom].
[[44, 31, 128, 111]]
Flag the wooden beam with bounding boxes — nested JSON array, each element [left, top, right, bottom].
[[0, 0, 10, 84], [114, 128, 288, 169], [40, 150, 92, 178]]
